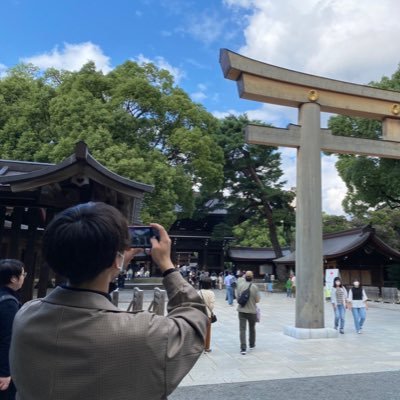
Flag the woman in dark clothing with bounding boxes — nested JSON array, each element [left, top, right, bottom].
[[0, 259, 25, 400]]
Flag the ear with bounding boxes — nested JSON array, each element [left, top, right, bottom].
[[112, 254, 120, 270], [10, 275, 19, 284]]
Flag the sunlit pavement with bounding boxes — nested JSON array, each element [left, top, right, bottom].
[[117, 287, 400, 389]]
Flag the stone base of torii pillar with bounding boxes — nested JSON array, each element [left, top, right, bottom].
[[284, 326, 338, 339]]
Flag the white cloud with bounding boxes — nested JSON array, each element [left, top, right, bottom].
[[321, 155, 347, 215], [135, 54, 185, 84], [212, 103, 297, 126], [191, 83, 208, 102], [0, 63, 7, 78], [225, 0, 400, 84], [191, 91, 207, 102], [280, 149, 346, 215], [22, 42, 112, 73], [185, 12, 226, 44]]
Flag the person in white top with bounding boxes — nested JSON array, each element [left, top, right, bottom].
[[198, 277, 215, 352], [347, 280, 368, 334]]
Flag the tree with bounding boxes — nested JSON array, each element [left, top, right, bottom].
[[328, 65, 400, 215], [353, 208, 400, 250], [215, 114, 295, 279], [322, 213, 356, 234], [0, 61, 224, 226]]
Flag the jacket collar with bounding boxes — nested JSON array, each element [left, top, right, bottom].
[[41, 286, 121, 312]]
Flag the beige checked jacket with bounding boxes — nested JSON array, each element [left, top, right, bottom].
[[10, 272, 208, 400]]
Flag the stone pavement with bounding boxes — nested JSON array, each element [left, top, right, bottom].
[[117, 286, 400, 396]]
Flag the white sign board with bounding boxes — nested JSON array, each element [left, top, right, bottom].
[[325, 269, 340, 288]]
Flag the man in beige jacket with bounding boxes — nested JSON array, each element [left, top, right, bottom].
[[10, 202, 208, 400]]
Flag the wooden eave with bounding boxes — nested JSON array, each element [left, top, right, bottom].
[[0, 141, 153, 197]]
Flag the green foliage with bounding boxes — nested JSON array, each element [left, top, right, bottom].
[[0, 61, 224, 226], [232, 218, 289, 247], [215, 114, 295, 255], [353, 208, 400, 249], [322, 213, 356, 234], [328, 65, 400, 214]]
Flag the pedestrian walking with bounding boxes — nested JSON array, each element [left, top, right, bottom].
[[224, 271, 236, 305], [210, 272, 217, 289], [217, 273, 223, 290], [291, 274, 296, 298], [330, 277, 347, 334], [264, 273, 273, 294], [348, 280, 368, 334], [285, 276, 293, 297], [236, 271, 260, 355]]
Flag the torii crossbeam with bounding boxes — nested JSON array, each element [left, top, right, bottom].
[[220, 49, 400, 339]]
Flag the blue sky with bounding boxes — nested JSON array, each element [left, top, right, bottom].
[[2, 0, 400, 215]]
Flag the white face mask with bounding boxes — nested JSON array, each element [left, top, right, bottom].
[[353, 281, 360, 287], [117, 252, 125, 271]]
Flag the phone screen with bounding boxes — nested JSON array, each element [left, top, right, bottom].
[[128, 226, 154, 248]]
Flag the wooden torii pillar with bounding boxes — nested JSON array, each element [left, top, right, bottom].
[[220, 49, 400, 339]]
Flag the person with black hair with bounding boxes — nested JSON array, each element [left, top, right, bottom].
[[348, 280, 368, 334], [330, 276, 348, 334], [10, 202, 208, 400], [0, 259, 25, 400]]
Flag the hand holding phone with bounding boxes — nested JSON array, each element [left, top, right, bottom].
[[128, 226, 159, 248], [148, 223, 174, 272]]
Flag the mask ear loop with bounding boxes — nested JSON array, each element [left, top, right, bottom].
[[117, 252, 125, 271]]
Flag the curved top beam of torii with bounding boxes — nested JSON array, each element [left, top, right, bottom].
[[220, 48, 400, 150], [220, 48, 400, 122]]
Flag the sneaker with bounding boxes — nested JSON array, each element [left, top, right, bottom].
[[249, 346, 255, 350], [204, 349, 212, 353], [339, 329, 344, 334], [241, 350, 246, 355], [357, 330, 362, 334]]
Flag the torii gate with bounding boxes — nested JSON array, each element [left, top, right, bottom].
[[220, 49, 400, 339]]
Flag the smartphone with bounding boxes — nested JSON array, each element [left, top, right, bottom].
[[128, 226, 159, 248]]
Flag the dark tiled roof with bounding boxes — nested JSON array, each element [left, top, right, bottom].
[[0, 141, 153, 195], [228, 247, 291, 262], [274, 226, 400, 264]]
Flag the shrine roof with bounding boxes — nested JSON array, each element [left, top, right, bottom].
[[274, 226, 400, 264], [0, 141, 153, 197], [227, 247, 291, 262]]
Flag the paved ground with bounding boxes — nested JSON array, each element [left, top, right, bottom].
[[170, 371, 400, 400], [117, 286, 400, 398]]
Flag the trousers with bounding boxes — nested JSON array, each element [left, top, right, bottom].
[[239, 312, 257, 351]]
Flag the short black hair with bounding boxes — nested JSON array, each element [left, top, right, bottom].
[[0, 259, 24, 286], [43, 202, 130, 285], [202, 277, 212, 289]]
